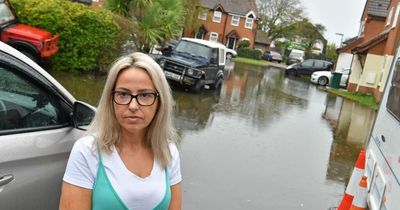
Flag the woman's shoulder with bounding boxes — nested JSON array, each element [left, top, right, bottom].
[[71, 134, 97, 156], [168, 142, 179, 157]]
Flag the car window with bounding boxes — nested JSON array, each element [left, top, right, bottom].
[[314, 60, 325, 68], [302, 60, 314, 67], [0, 64, 69, 132]]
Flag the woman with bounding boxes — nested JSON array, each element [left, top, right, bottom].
[[59, 53, 182, 210]]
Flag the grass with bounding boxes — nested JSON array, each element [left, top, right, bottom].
[[326, 88, 379, 110], [233, 57, 270, 66]]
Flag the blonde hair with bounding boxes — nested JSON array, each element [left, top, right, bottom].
[[88, 52, 177, 167]]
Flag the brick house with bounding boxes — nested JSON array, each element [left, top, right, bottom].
[[182, 0, 258, 49], [339, 0, 400, 102]]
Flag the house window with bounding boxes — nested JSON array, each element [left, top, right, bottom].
[[198, 10, 207, 20], [209, 32, 218, 42], [387, 7, 394, 26], [231, 15, 240, 26], [392, 5, 400, 28], [358, 20, 365, 37], [213, 11, 222, 23], [245, 17, 253, 29]]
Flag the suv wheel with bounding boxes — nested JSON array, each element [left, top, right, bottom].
[[287, 69, 297, 76], [317, 76, 329, 86], [210, 77, 222, 90], [226, 53, 232, 61], [192, 79, 204, 93], [20, 50, 38, 63]]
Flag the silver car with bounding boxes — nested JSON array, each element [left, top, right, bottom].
[[0, 41, 95, 209]]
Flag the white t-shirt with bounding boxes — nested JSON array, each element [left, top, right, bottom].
[[63, 135, 182, 210]]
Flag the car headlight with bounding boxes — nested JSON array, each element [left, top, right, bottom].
[[187, 68, 194, 75], [159, 59, 166, 68]]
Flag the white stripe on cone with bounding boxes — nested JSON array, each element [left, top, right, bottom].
[[346, 167, 364, 196]]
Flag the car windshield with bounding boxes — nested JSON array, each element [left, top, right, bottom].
[[0, 3, 15, 25], [175, 40, 212, 60]]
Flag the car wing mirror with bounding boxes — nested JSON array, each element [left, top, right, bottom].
[[72, 101, 96, 130]]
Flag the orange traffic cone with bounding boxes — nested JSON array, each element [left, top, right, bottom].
[[338, 150, 366, 210], [349, 176, 368, 210]]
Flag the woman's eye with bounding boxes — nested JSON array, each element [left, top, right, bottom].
[[118, 92, 129, 97], [140, 93, 152, 98]]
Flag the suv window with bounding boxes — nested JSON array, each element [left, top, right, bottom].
[[0, 64, 68, 132], [0, 2, 15, 25], [302, 60, 314, 67], [314, 60, 325, 68], [175, 40, 211, 60]]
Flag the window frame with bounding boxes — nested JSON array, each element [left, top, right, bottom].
[[245, 17, 253, 29], [231, 15, 240, 26], [209, 32, 218, 42], [213, 11, 222, 23], [0, 52, 72, 135], [387, 7, 394, 26], [392, 4, 400, 28], [198, 10, 207, 20]]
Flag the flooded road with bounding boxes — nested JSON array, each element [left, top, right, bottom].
[[51, 61, 376, 209]]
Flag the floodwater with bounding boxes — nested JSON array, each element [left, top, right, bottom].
[[51, 61, 377, 209]]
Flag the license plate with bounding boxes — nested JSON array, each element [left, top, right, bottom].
[[165, 71, 181, 81]]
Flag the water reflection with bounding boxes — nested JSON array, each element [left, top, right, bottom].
[[323, 94, 376, 182], [50, 71, 106, 106], [49, 61, 379, 209]]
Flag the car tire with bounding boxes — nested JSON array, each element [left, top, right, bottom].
[[192, 79, 204, 94], [210, 77, 222, 90], [226, 53, 233, 61], [317, 76, 329, 86], [19, 50, 38, 64], [287, 69, 297, 76]]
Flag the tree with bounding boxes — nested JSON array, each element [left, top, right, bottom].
[[325, 42, 338, 62], [288, 18, 327, 57], [256, 0, 304, 41], [106, 0, 184, 52]]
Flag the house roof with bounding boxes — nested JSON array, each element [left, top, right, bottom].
[[337, 36, 363, 53], [367, 0, 389, 18], [352, 30, 389, 54], [255, 30, 270, 45], [200, 0, 258, 16]]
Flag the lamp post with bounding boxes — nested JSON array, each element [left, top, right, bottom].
[[335, 33, 344, 48]]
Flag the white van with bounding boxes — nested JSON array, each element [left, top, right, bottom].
[[364, 45, 400, 209], [287, 49, 305, 65]]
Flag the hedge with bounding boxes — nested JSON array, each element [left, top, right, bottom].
[[10, 0, 122, 72], [237, 47, 261, 60]]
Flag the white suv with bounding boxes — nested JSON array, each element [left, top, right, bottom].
[[0, 41, 95, 209]]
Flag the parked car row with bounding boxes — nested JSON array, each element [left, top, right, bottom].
[[284, 58, 350, 87], [285, 59, 333, 77], [261, 50, 283, 63], [310, 67, 350, 87]]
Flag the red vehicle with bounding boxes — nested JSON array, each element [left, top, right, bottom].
[[0, 0, 59, 63]]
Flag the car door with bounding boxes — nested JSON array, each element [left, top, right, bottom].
[[0, 52, 85, 209], [298, 59, 314, 75]]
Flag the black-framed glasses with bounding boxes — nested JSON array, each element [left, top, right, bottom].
[[112, 91, 159, 106]]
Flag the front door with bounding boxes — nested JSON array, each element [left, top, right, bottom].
[[227, 37, 236, 49]]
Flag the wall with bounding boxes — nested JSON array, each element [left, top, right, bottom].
[[335, 52, 353, 71], [348, 54, 363, 92], [359, 54, 385, 92]]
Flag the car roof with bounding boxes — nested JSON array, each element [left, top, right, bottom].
[[0, 41, 75, 103], [181, 37, 225, 49]]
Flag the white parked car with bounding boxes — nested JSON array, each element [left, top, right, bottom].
[[0, 41, 95, 209], [225, 47, 237, 60], [310, 68, 350, 86]]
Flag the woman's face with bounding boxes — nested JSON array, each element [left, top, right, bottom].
[[113, 67, 159, 135]]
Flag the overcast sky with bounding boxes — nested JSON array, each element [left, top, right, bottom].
[[300, 0, 367, 46]]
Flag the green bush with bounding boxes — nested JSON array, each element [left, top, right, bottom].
[[238, 39, 250, 48], [10, 0, 120, 72], [237, 47, 261, 60]]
